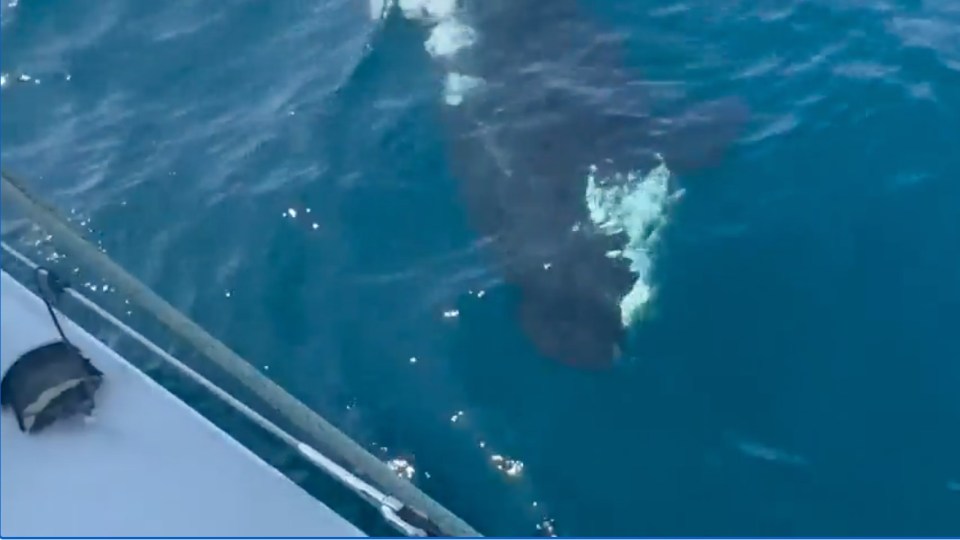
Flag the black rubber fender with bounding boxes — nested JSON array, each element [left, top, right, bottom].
[[1, 340, 103, 434]]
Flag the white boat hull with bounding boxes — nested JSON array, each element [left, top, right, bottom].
[[0, 270, 365, 537]]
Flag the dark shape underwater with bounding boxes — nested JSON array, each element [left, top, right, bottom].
[[390, 0, 749, 368]]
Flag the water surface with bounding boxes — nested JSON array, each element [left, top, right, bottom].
[[2, 0, 959, 535]]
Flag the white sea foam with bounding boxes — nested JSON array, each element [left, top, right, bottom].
[[585, 159, 682, 326], [396, 0, 483, 105], [425, 18, 476, 58], [368, 0, 390, 20], [444, 72, 482, 106], [398, 0, 458, 21]]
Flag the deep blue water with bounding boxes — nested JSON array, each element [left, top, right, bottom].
[[3, 0, 960, 536]]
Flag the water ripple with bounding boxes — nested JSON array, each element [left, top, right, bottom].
[[4, 0, 960, 535]]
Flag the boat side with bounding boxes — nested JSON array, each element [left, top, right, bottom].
[[0, 270, 366, 537]]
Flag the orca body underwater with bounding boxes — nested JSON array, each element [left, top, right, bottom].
[[380, 0, 749, 368]]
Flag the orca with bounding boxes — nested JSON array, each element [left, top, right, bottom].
[[377, 0, 749, 368]]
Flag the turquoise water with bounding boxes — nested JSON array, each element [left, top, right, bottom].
[[3, 0, 960, 536]]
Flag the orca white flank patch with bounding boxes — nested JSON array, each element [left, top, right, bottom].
[[585, 160, 682, 326]]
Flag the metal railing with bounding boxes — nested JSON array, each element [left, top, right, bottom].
[[1, 170, 481, 538]]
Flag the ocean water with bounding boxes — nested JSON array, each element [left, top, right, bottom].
[[2, 0, 960, 536]]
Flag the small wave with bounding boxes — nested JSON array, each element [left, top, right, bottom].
[[733, 437, 807, 467], [584, 160, 680, 327]]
